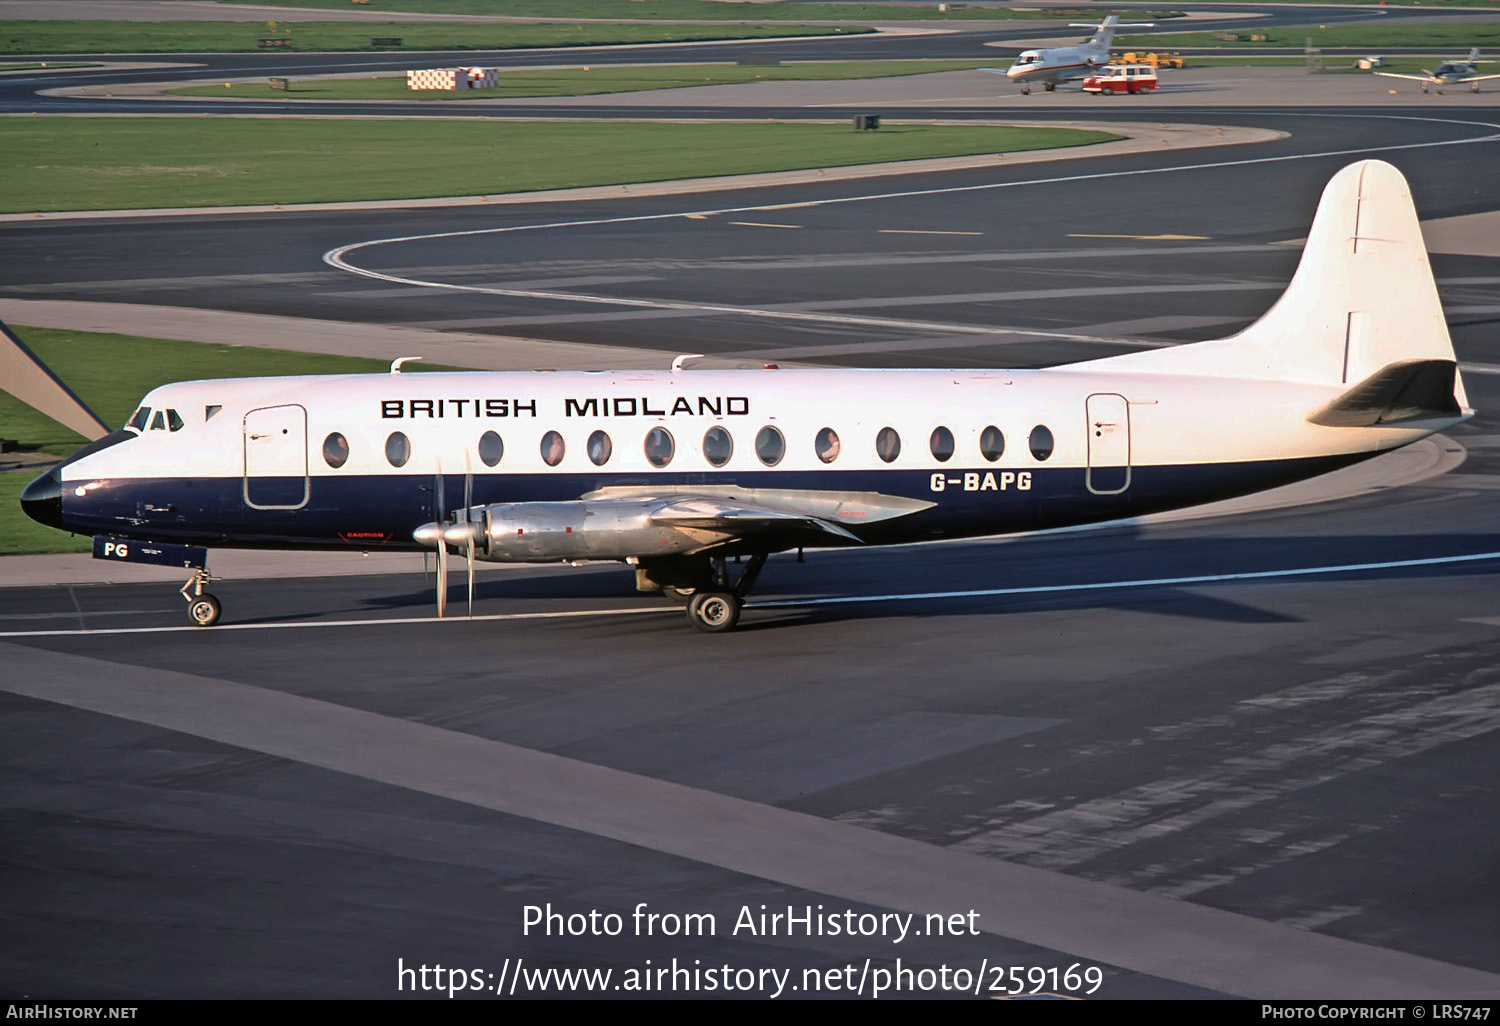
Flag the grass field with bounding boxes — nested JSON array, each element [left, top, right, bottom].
[[0, 20, 860, 56], [175, 59, 996, 101], [206, 1, 1184, 22], [0, 118, 1118, 213], [0, 326, 461, 555], [1121, 26, 1500, 50]]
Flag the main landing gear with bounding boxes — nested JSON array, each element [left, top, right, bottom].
[[639, 553, 769, 633], [181, 567, 222, 627], [684, 553, 768, 634]]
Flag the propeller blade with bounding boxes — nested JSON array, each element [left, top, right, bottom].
[[435, 541, 448, 619], [463, 448, 473, 523], [466, 536, 475, 617]]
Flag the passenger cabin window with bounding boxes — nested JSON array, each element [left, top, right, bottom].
[[323, 432, 349, 469], [478, 430, 503, 468], [127, 407, 150, 432], [815, 427, 841, 464], [587, 430, 612, 467], [540, 430, 565, 468], [979, 426, 1005, 462], [1029, 425, 1054, 462], [385, 431, 411, 468], [930, 426, 955, 463], [644, 427, 675, 468], [755, 426, 785, 467], [703, 426, 733, 468], [876, 427, 901, 464]]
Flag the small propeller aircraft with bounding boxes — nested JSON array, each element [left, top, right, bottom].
[[13, 161, 1473, 633], [985, 15, 1154, 94], [1375, 48, 1500, 93]]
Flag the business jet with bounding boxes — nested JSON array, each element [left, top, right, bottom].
[[15, 161, 1472, 633], [987, 15, 1153, 94], [1375, 48, 1500, 93]]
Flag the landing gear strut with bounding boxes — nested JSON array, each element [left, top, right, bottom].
[[180, 568, 221, 627], [684, 553, 768, 634]]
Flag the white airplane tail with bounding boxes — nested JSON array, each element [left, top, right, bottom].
[[1084, 160, 1469, 413]]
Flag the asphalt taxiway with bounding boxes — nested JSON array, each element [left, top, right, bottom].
[[3, 19, 1500, 999]]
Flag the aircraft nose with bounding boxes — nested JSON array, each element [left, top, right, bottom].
[[20, 464, 64, 530]]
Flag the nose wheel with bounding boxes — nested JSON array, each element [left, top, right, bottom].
[[180, 568, 222, 627]]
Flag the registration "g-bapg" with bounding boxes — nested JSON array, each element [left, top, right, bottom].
[[930, 472, 1031, 493]]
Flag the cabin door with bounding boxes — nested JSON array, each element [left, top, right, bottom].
[[243, 404, 309, 510], [1086, 393, 1130, 495]]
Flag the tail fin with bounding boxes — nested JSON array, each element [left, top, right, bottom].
[[1089, 15, 1120, 49], [1080, 160, 1468, 412], [1468, 47, 1481, 65]]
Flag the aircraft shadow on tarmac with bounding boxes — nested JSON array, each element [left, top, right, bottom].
[[307, 529, 1500, 631]]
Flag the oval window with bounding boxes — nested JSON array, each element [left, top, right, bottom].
[[979, 425, 1005, 462], [815, 427, 841, 464], [540, 430, 566, 467], [478, 430, 503, 468], [875, 426, 901, 464], [929, 426, 955, 463], [322, 431, 350, 469], [384, 431, 410, 468], [587, 429, 612, 467], [703, 426, 733, 468], [755, 425, 785, 467], [1029, 425, 1054, 462], [644, 426, 675, 468]]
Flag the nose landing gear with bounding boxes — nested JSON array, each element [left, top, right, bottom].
[[181, 568, 222, 627]]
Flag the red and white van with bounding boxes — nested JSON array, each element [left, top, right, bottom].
[[1082, 64, 1158, 94]]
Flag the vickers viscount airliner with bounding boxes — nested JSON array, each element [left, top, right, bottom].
[[15, 161, 1472, 632]]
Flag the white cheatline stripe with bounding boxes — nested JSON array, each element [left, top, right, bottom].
[[321, 112, 1500, 336], [3, 550, 1497, 639]]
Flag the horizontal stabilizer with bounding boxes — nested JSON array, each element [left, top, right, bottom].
[[0, 320, 112, 441], [1307, 359, 1462, 427]]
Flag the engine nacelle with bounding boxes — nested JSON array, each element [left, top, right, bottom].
[[472, 501, 720, 562]]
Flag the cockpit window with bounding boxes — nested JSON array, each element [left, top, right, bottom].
[[127, 407, 150, 432], [150, 411, 166, 431], [166, 409, 184, 432]]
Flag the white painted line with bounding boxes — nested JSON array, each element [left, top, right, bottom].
[[323, 112, 1500, 340], [0, 604, 672, 639], [753, 550, 1500, 609], [5, 550, 1497, 639]]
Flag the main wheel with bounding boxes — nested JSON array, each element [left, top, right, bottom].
[[187, 593, 222, 627], [687, 591, 741, 634]]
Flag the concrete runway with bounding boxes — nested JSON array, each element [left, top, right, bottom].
[[3, 22, 1500, 1000]]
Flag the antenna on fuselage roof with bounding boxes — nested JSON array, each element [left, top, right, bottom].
[[390, 356, 423, 374]]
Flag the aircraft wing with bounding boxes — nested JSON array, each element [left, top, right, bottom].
[[1374, 72, 1436, 82], [978, 67, 1010, 74], [583, 485, 937, 548], [1459, 72, 1500, 82]]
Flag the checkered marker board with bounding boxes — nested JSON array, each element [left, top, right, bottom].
[[406, 67, 498, 90], [407, 68, 461, 90]]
